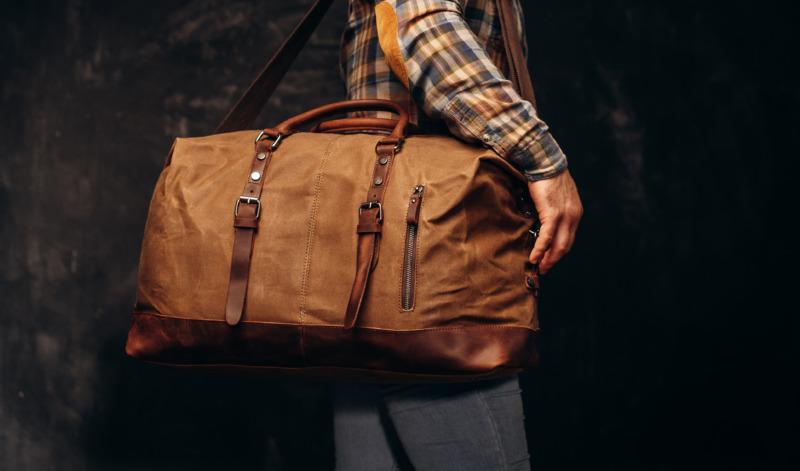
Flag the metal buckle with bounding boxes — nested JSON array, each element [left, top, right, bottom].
[[255, 131, 283, 150], [528, 220, 541, 241], [359, 201, 383, 223], [234, 196, 262, 218]]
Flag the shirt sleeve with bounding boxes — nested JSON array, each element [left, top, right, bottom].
[[374, 0, 568, 181]]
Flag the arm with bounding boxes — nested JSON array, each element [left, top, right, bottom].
[[374, 0, 566, 181], [375, 0, 583, 272]]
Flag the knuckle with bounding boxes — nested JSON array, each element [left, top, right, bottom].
[[567, 203, 583, 219], [549, 243, 569, 257], [541, 209, 562, 222]]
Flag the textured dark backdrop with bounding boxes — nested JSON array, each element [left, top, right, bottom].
[[1, 0, 796, 470]]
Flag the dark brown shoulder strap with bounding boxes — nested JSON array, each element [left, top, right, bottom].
[[496, 0, 537, 108], [215, 0, 537, 133], [215, 0, 336, 133]]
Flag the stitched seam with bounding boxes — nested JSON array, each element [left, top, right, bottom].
[[132, 311, 539, 333], [298, 136, 336, 364], [477, 388, 509, 470], [482, 389, 523, 399], [299, 137, 336, 318]]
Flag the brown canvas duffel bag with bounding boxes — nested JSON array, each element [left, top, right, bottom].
[[126, 0, 543, 381]]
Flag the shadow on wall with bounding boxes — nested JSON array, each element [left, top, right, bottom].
[[84, 334, 335, 470]]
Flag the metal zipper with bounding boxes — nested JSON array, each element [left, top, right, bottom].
[[401, 185, 425, 311]]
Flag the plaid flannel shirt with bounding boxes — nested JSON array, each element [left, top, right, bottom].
[[339, 0, 568, 181]]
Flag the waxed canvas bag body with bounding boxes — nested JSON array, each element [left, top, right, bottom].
[[126, 0, 542, 381]]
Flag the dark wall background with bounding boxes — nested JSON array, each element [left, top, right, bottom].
[[1, 0, 796, 469]]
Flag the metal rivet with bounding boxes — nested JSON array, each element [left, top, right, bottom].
[[374, 176, 383, 186], [256, 152, 266, 161], [379, 157, 389, 165], [250, 171, 261, 181]]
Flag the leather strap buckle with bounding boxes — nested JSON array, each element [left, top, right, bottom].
[[235, 196, 262, 219], [359, 201, 383, 223]]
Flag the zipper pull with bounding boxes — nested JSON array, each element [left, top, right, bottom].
[[406, 185, 425, 225]]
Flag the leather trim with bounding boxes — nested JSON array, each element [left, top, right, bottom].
[[375, 1, 410, 88], [125, 311, 539, 381]]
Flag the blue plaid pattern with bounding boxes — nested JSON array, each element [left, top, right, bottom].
[[339, 0, 568, 181]]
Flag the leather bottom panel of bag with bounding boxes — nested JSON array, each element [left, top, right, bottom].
[[128, 130, 540, 381], [126, 311, 538, 382]]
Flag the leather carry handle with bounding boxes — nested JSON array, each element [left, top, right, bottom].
[[273, 99, 409, 140], [214, 0, 536, 133], [313, 117, 422, 135]]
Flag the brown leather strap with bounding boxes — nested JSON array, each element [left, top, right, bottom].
[[496, 0, 537, 107], [214, 0, 536, 133], [215, 0, 336, 133], [275, 99, 409, 140], [225, 137, 277, 326], [313, 118, 422, 135], [343, 139, 400, 329]]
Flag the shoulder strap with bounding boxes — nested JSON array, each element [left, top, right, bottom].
[[215, 0, 336, 133], [495, 0, 537, 108], [215, 0, 536, 133]]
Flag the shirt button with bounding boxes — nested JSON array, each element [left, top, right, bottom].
[[482, 134, 492, 143]]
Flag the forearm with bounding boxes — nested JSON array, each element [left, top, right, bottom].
[[376, 0, 568, 181]]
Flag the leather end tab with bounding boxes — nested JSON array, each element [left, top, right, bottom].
[[225, 313, 241, 327]]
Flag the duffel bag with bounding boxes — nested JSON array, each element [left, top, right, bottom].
[[126, 0, 542, 381]]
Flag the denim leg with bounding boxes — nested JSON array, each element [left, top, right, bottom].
[[331, 380, 403, 471], [379, 374, 531, 471]]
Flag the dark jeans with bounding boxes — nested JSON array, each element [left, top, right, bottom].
[[332, 374, 532, 471]]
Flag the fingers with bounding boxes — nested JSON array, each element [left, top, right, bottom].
[[526, 169, 583, 274], [528, 203, 583, 275], [538, 215, 576, 274], [528, 213, 559, 266]]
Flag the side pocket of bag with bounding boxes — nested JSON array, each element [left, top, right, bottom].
[[400, 184, 425, 311]]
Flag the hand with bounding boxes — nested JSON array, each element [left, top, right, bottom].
[[527, 169, 583, 274]]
